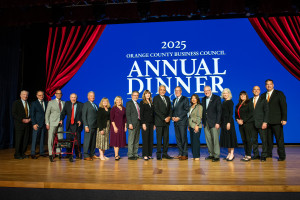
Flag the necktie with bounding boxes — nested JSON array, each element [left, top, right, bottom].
[[175, 98, 179, 107], [135, 102, 140, 119], [58, 100, 62, 112], [71, 103, 75, 125], [253, 97, 257, 108], [267, 93, 270, 102], [161, 96, 167, 107], [24, 101, 28, 118], [92, 103, 98, 111], [40, 100, 44, 111]]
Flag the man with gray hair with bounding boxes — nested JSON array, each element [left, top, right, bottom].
[[202, 85, 222, 162], [12, 90, 31, 159]]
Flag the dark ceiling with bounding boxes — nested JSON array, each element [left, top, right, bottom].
[[0, 0, 299, 26]]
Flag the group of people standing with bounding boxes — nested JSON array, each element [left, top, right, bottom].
[[12, 79, 287, 162]]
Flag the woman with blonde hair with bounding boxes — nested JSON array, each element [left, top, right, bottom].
[[220, 88, 238, 161], [140, 90, 156, 161], [110, 96, 127, 161], [96, 97, 111, 160]]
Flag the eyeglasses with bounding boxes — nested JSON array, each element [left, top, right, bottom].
[[56, 93, 62, 94]]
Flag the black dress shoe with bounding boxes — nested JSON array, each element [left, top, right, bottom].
[[128, 157, 137, 160], [31, 155, 37, 159], [261, 157, 266, 162], [157, 157, 162, 160], [205, 156, 214, 160], [40, 154, 48, 157], [22, 154, 29, 159], [278, 157, 286, 161], [14, 156, 24, 160], [162, 155, 173, 159], [227, 156, 235, 161], [136, 156, 143, 159], [212, 158, 220, 162], [252, 156, 261, 160], [49, 156, 54, 162]]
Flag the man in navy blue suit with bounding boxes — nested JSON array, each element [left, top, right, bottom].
[[30, 91, 47, 159], [172, 86, 189, 160]]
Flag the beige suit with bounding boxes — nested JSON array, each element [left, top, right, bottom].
[[45, 99, 65, 156], [188, 104, 202, 129]]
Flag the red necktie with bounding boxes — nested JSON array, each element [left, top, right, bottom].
[[71, 103, 74, 125], [58, 100, 62, 112]]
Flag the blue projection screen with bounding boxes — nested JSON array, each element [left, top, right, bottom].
[[61, 18, 300, 144]]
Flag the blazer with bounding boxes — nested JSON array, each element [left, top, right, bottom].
[[97, 107, 111, 131], [153, 95, 172, 127], [140, 101, 154, 125], [45, 99, 65, 127], [12, 99, 31, 130], [235, 101, 254, 124], [172, 96, 189, 126], [202, 94, 222, 128], [249, 96, 269, 128], [188, 104, 203, 129], [126, 100, 140, 128], [60, 101, 83, 133], [261, 90, 287, 124], [30, 100, 48, 127], [220, 100, 234, 127], [82, 101, 98, 129]]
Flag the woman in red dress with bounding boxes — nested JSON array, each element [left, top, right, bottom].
[[110, 96, 127, 161]]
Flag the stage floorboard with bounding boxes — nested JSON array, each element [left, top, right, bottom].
[[0, 146, 300, 192]]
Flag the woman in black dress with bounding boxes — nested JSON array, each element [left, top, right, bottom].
[[220, 88, 238, 161], [140, 90, 155, 161], [235, 91, 254, 162]]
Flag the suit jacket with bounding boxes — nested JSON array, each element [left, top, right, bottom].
[[249, 96, 269, 128], [188, 104, 203, 129], [202, 94, 222, 128], [235, 101, 254, 124], [140, 101, 154, 125], [12, 99, 31, 130], [30, 100, 48, 127], [153, 95, 172, 127], [45, 99, 65, 127], [172, 96, 189, 126], [82, 101, 98, 129], [60, 101, 83, 133], [126, 100, 140, 128], [261, 90, 287, 124]]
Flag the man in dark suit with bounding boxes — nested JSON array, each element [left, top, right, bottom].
[[60, 93, 83, 159], [250, 86, 269, 162], [172, 86, 189, 160], [153, 85, 173, 160], [82, 91, 98, 161], [126, 91, 141, 160], [30, 91, 47, 159], [202, 85, 222, 162], [261, 79, 287, 161], [12, 90, 31, 159]]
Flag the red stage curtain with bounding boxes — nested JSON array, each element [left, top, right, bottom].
[[249, 16, 300, 81], [45, 24, 106, 100]]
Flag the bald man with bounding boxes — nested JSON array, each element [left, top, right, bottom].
[[45, 89, 65, 162], [250, 86, 269, 162]]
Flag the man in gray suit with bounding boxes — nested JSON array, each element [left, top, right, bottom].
[[126, 91, 141, 160], [45, 89, 65, 162], [82, 91, 98, 161]]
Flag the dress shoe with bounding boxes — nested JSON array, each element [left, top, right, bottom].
[[278, 157, 286, 161], [157, 157, 162, 160], [49, 156, 54, 162], [162, 155, 173, 159], [22, 154, 29, 159], [179, 156, 188, 160], [227, 156, 235, 161], [143, 157, 149, 161], [31, 155, 37, 159], [261, 157, 266, 162], [223, 157, 228, 160], [241, 157, 251, 162], [252, 156, 261, 160], [266, 155, 272, 158], [205, 156, 214, 160], [40, 154, 48, 157], [136, 156, 143, 159], [212, 158, 220, 162], [84, 157, 93, 161], [93, 155, 100, 159], [148, 156, 153, 159], [14, 156, 24, 160], [128, 157, 137, 160], [174, 155, 181, 159]]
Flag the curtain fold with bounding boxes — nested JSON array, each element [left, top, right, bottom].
[[249, 16, 300, 80], [45, 24, 106, 100]]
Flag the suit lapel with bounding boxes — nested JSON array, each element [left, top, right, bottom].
[[207, 95, 214, 110]]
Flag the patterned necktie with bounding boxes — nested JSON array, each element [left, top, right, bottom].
[[161, 96, 167, 107], [71, 103, 75, 124], [92, 103, 98, 111], [135, 101, 140, 119], [24, 101, 28, 117]]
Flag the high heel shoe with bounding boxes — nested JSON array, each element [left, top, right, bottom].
[[227, 156, 235, 161]]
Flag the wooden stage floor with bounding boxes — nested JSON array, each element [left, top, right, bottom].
[[0, 146, 300, 192]]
